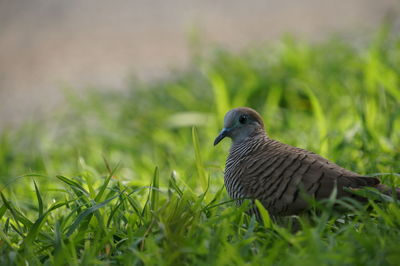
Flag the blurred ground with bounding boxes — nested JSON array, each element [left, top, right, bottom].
[[0, 0, 399, 128]]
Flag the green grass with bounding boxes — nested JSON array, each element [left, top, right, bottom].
[[1, 24, 400, 265]]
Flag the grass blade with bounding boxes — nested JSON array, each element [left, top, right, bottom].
[[192, 127, 207, 192], [0, 204, 6, 220], [56, 175, 89, 197], [66, 194, 119, 237], [150, 167, 159, 212], [1, 192, 33, 228], [209, 72, 230, 122], [94, 160, 120, 202], [23, 201, 69, 246], [33, 180, 43, 218], [304, 86, 328, 156], [255, 200, 272, 229]]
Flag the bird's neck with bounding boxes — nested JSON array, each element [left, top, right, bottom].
[[231, 128, 267, 145], [230, 129, 268, 156]]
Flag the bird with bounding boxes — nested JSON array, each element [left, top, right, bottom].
[[214, 107, 400, 216]]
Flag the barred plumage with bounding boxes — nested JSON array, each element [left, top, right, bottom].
[[214, 107, 400, 216]]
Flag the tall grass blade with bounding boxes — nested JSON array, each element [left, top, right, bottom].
[[94, 161, 120, 202], [150, 167, 159, 212], [209, 72, 230, 121], [192, 127, 207, 192], [33, 180, 43, 218], [304, 86, 328, 155]]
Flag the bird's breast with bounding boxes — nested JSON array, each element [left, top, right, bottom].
[[224, 137, 268, 201]]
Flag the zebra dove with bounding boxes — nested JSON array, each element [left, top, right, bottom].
[[214, 107, 400, 216]]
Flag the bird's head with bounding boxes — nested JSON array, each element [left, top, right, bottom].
[[214, 107, 265, 146]]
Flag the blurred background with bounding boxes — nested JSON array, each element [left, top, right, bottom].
[[1, 0, 400, 129]]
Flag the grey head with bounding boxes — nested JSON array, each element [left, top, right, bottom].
[[214, 107, 265, 146]]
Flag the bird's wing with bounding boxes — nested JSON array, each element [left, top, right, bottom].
[[241, 140, 379, 215]]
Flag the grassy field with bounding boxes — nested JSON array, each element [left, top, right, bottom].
[[1, 24, 400, 265]]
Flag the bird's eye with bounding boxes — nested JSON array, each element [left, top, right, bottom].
[[239, 115, 248, 124]]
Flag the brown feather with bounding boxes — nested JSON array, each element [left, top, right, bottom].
[[218, 107, 399, 216]]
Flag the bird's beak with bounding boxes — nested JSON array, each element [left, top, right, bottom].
[[214, 128, 229, 146]]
